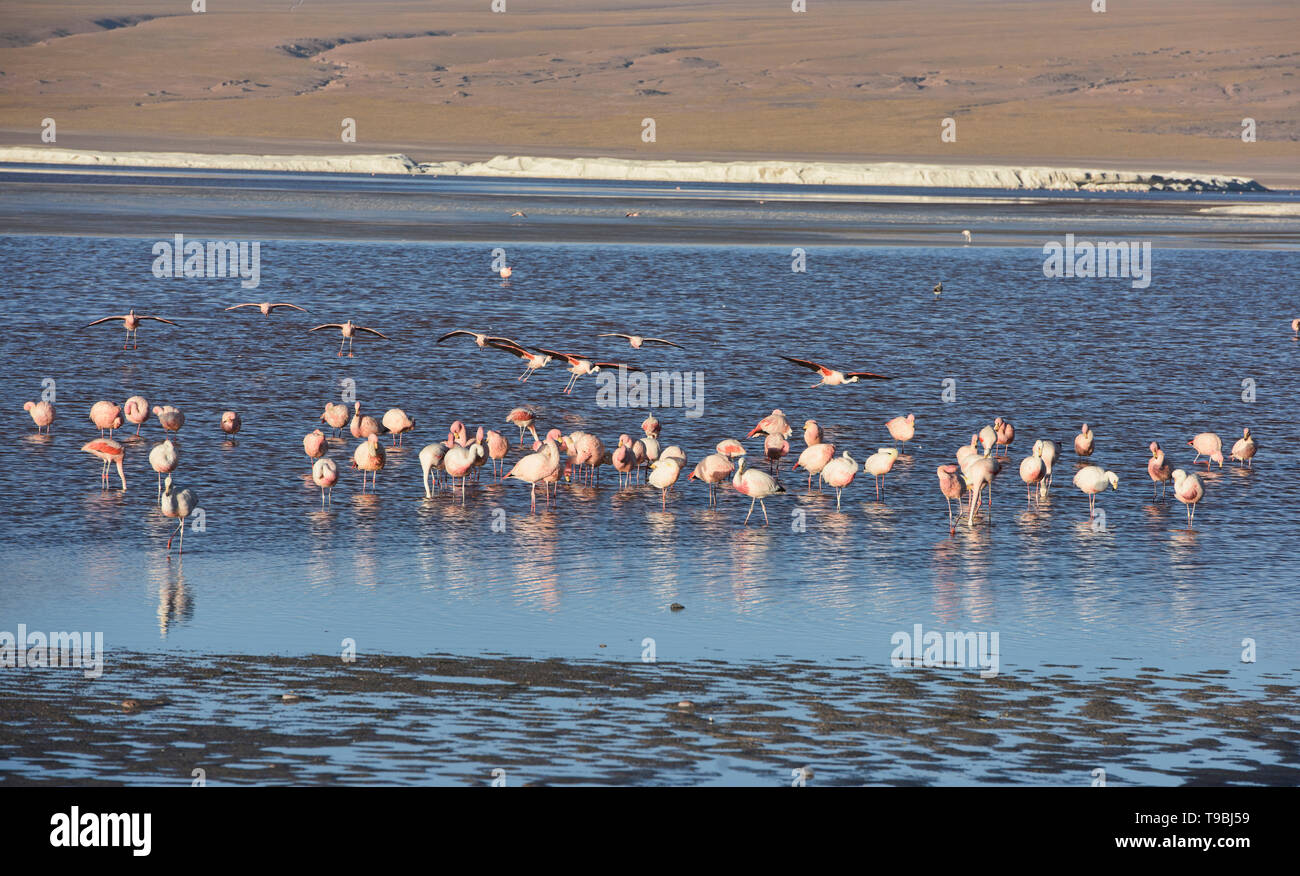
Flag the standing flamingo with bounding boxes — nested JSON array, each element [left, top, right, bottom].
[[153, 405, 185, 435], [443, 442, 484, 504], [352, 434, 386, 493], [792, 442, 835, 491], [1188, 432, 1224, 468], [1230, 428, 1257, 468], [863, 448, 900, 500], [821, 452, 858, 510], [647, 456, 683, 509], [160, 475, 198, 555], [304, 429, 327, 463], [312, 458, 338, 507], [803, 419, 824, 448], [689, 452, 735, 507], [763, 432, 789, 473], [993, 417, 1015, 456], [963, 457, 1001, 525], [1019, 453, 1046, 506], [90, 401, 123, 437], [124, 396, 149, 436], [885, 414, 914, 451], [612, 435, 637, 487], [83, 438, 126, 490], [745, 410, 793, 439], [1147, 442, 1172, 499], [1074, 423, 1095, 458], [221, 411, 242, 436], [936, 464, 966, 528], [320, 402, 349, 437], [23, 400, 54, 434], [1073, 465, 1118, 514], [732, 458, 785, 524], [506, 408, 539, 447], [382, 408, 414, 447], [149, 439, 178, 500], [505, 438, 561, 512], [641, 415, 661, 438], [1037, 439, 1061, 491], [350, 403, 385, 440], [486, 429, 509, 479], [1171, 469, 1205, 525], [419, 443, 447, 497]]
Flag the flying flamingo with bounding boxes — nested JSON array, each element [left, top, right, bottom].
[[1188, 432, 1224, 468], [689, 452, 735, 507], [309, 320, 389, 357], [86, 309, 177, 349], [160, 474, 198, 556], [23, 400, 54, 434], [746, 410, 793, 439], [1171, 469, 1205, 525], [1230, 428, 1257, 467], [1148, 442, 1172, 499], [647, 456, 683, 509], [506, 408, 539, 447], [149, 439, 178, 500], [124, 396, 149, 435], [320, 403, 349, 437], [732, 458, 786, 524], [821, 451, 858, 510], [83, 438, 126, 489], [598, 333, 684, 350], [863, 448, 900, 500], [505, 437, 561, 512], [418, 443, 447, 497], [1074, 424, 1095, 458], [225, 302, 306, 316], [438, 330, 519, 350], [1073, 465, 1118, 514], [221, 411, 242, 436], [312, 458, 338, 507], [90, 401, 123, 437], [382, 408, 414, 447], [936, 464, 966, 528], [778, 355, 891, 387], [537, 347, 633, 394], [153, 405, 185, 434], [885, 414, 915, 451], [352, 434, 386, 493], [303, 429, 327, 463], [792, 442, 835, 490], [487, 339, 554, 382]]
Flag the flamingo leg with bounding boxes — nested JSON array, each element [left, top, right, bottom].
[[744, 497, 756, 524]]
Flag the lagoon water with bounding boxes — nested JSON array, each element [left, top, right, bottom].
[[0, 169, 1297, 784]]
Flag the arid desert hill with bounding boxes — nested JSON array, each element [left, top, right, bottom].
[[0, 0, 1296, 186]]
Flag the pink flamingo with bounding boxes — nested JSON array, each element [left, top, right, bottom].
[[149, 439, 178, 500], [352, 434, 386, 493], [612, 434, 637, 487], [487, 341, 553, 382], [382, 408, 414, 447], [1073, 465, 1118, 514], [778, 355, 891, 387], [885, 414, 915, 451], [792, 442, 835, 490], [716, 438, 746, 458], [964, 457, 1002, 525], [746, 410, 792, 439], [1037, 439, 1061, 491], [956, 433, 980, 469], [443, 442, 484, 503], [537, 348, 631, 395], [309, 320, 389, 357], [631, 438, 648, 484], [221, 411, 242, 436], [304, 429, 327, 463], [1230, 428, 1257, 468], [312, 458, 338, 507], [226, 302, 306, 316], [803, 419, 824, 447], [648, 456, 683, 509], [419, 443, 447, 497], [1147, 442, 1172, 499], [486, 429, 509, 479], [863, 448, 899, 500], [320, 402, 349, 437], [936, 464, 965, 528], [732, 458, 786, 524], [437, 330, 519, 350], [1171, 469, 1205, 525], [160, 475, 198, 556], [1074, 423, 1095, 458], [505, 437, 561, 512], [1187, 432, 1224, 468], [1019, 452, 1046, 506], [86, 309, 177, 349], [89, 401, 123, 437], [350, 403, 385, 440], [641, 415, 661, 438], [979, 425, 998, 457], [153, 405, 185, 435], [83, 438, 126, 489], [821, 451, 858, 510], [124, 396, 149, 435], [23, 400, 54, 434], [763, 432, 789, 473], [506, 408, 539, 447], [993, 417, 1015, 456], [689, 452, 735, 507]]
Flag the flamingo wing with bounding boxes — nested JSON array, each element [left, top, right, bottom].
[[437, 330, 478, 343], [354, 326, 389, 339], [536, 347, 580, 364], [486, 339, 532, 360], [269, 303, 306, 312], [309, 324, 344, 332], [224, 303, 259, 311], [86, 315, 127, 326], [845, 370, 892, 380], [140, 315, 178, 324], [779, 355, 833, 377], [641, 337, 684, 349], [597, 333, 634, 340]]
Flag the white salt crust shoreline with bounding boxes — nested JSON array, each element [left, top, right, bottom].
[[0, 146, 1269, 192]]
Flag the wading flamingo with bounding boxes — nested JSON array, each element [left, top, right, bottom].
[[1073, 465, 1118, 514], [382, 408, 414, 447], [863, 448, 900, 500], [963, 457, 1001, 525], [993, 417, 1015, 456], [648, 456, 683, 509], [506, 408, 539, 447], [309, 320, 389, 357], [936, 464, 965, 528], [1188, 432, 1224, 468], [733, 458, 785, 524], [304, 429, 327, 463], [352, 434, 386, 493], [505, 438, 561, 512], [312, 458, 338, 507], [885, 414, 914, 451], [486, 429, 509, 479], [1019, 452, 1046, 506], [641, 415, 661, 438], [90, 401, 123, 437], [124, 396, 148, 435], [321, 402, 349, 437], [1074, 423, 1094, 458], [160, 474, 198, 556], [803, 419, 824, 447], [792, 442, 835, 491], [23, 400, 54, 434], [763, 432, 789, 473], [979, 425, 998, 457], [153, 405, 185, 434], [1148, 442, 1172, 499], [87, 309, 177, 350], [350, 403, 385, 440], [1037, 439, 1061, 491], [418, 443, 447, 497], [746, 410, 793, 439], [443, 442, 483, 504], [612, 435, 637, 487], [221, 411, 241, 436], [83, 438, 126, 490], [1230, 428, 1257, 468], [821, 452, 858, 510], [149, 439, 178, 500], [778, 355, 891, 387], [690, 452, 735, 507], [1171, 469, 1205, 525]]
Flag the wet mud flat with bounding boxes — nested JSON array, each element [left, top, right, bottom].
[[1, 653, 1296, 786]]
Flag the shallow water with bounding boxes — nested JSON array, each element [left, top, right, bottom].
[[2, 216, 1297, 676]]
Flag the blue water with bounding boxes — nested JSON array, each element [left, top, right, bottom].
[[2, 222, 1297, 678]]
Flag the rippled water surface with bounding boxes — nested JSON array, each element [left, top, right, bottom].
[[3, 202, 1297, 677]]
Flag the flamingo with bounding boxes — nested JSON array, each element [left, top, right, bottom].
[[303, 430, 327, 463], [576, 433, 607, 485], [1171, 469, 1205, 525], [312, 458, 338, 507], [863, 448, 900, 500], [612, 434, 637, 487], [437, 330, 519, 350], [732, 457, 785, 524], [221, 411, 242, 436], [23, 400, 54, 434], [1230, 428, 1257, 468], [993, 417, 1015, 456], [149, 439, 178, 500], [963, 457, 1001, 525], [86, 309, 177, 349], [631, 439, 647, 484], [802, 419, 824, 447], [716, 438, 747, 459], [689, 453, 735, 507], [598, 333, 684, 350], [124, 396, 149, 435], [320, 402, 349, 437], [778, 355, 891, 387], [486, 429, 509, 479], [1037, 439, 1061, 491], [792, 442, 835, 491], [443, 442, 484, 503], [885, 414, 914, 451], [746, 410, 793, 439], [382, 408, 414, 447], [1148, 442, 1172, 499], [647, 456, 683, 509], [499, 266, 513, 279], [821, 452, 858, 510], [419, 443, 447, 497], [153, 405, 185, 435], [505, 438, 561, 512], [1073, 465, 1118, 514], [933, 282, 943, 296], [487, 340, 553, 382], [1188, 432, 1224, 468], [978, 425, 998, 457], [225, 302, 306, 315], [936, 464, 965, 528], [961, 229, 972, 243], [83, 438, 126, 489], [641, 415, 661, 438], [506, 407, 539, 447], [160, 475, 198, 555], [89, 401, 123, 437], [1074, 423, 1094, 458], [309, 320, 389, 357], [1292, 318, 1299, 338], [763, 432, 789, 473], [1019, 453, 1046, 506], [469, 427, 490, 482], [537, 348, 633, 394], [352, 434, 386, 493], [350, 403, 385, 440], [956, 434, 980, 470]]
